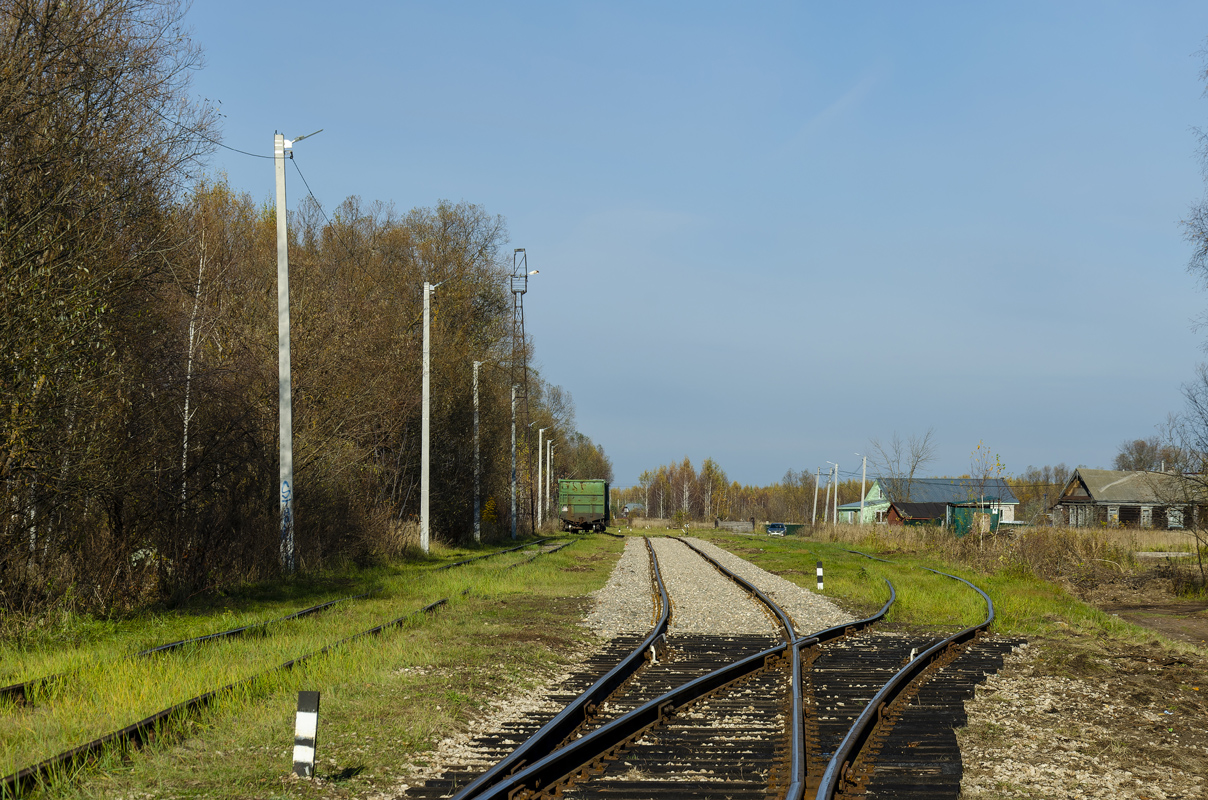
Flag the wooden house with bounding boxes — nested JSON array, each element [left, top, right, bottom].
[[1051, 468, 1202, 528]]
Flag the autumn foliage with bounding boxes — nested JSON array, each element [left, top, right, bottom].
[[0, 0, 606, 615]]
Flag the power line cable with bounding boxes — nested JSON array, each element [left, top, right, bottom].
[[289, 155, 403, 309], [140, 100, 274, 160]]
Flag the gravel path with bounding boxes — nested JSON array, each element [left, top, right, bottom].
[[582, 536, 855, 639]]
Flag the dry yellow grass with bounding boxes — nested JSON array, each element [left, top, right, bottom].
[[797, 523, 1204, 593]]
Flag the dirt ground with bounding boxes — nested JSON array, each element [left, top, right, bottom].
[[1077, 564, 1208, 649], [959, 567, 1208, 799]]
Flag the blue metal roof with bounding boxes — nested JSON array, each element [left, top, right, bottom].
[[874, 478, 1018, 505]]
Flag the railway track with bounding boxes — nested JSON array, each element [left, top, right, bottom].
[[0, 537, 566, 796], [404, 536, 1018, 800]]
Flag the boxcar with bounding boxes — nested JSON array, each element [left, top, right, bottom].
[[557, 479, 611, 532]]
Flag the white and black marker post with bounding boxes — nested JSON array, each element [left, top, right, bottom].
[[293, 691, 320, 778], [816, 561, 824, 592]]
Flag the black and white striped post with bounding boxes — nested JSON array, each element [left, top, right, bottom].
[[293, 691, 320, 778], [816, 561, 824, 592]]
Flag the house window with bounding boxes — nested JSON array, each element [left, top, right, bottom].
[[1141, 506, 1152, 528], [1168, 507, 1184, 529], [1107, 506, 1119, 526]]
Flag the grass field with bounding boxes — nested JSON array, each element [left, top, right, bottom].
[[1, 526, 1201, 798], [676, 529, 1149, 641], [0, 536, 623, 797]]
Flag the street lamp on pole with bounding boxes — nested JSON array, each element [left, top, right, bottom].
[[274, 128, 321, 573], [537, 428, 547, 530], [548, 441, 555, 526], [421, 278, 448, 554], [546, 438, 554, 526]]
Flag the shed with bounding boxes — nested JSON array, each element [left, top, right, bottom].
[[886, 502, 948, 526]]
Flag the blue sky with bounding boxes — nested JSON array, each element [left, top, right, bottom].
[[186, 2, 1208, 487]]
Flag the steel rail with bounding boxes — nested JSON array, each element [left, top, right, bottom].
[[464, 536, 807, 800], [469, 643, 789, 800], [813, 566, 994, 799], [450, 537, 670, 800], [672, 537, 808, 799], [0, 539, 549, 706], [786, 575, 895, 800], [436, 538, 553, 571], [795, 577, 897, 650], [503, 539, 576, 570], [840, 548, 893, 563], [675, 539, 906, 800]]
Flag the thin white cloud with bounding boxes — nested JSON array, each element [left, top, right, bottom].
[[780, 67, 884, 156]]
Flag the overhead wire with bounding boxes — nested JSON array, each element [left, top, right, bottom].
[[288, 155, 415, 323], [140, 99, 275, 160]]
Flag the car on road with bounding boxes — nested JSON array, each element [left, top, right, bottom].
[[766, 523, 787, 537]]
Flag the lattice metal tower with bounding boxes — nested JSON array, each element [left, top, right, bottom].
[[509, 249, 536, 534]]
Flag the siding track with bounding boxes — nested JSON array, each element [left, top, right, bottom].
[[407, 537, 1017, 800], [0, 538, 563, 797]]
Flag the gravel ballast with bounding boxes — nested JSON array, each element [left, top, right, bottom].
[[682, 537, 855, 637], [581, 536, 657, 638], [958, 640, 1208, 799], [582, 536, 855, 638]]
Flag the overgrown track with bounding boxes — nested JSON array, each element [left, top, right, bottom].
[[1, 538, 553, 708], [409, 538, 1015, 800], [0, 538, 562, 797]]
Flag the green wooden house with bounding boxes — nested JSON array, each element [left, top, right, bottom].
[[836, 478, 1018, 525]]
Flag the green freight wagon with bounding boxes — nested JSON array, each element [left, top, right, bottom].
[[557, 479, 611, 532]]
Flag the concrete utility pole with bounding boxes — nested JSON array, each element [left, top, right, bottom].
[[834, 462, 840, 525], [274, 133, 294, 572], [823, 473, 831, 524], [274, 129, 320, 573], [473, 360, 483, 542], [420, 280, 445, 553], [547, 440, 555, 523], [812, 467, 820, 526], [857, 453, 866, 526], [510, 385, 518, 540], [825, 462, 838, 525], [537, 428, 547, 529]]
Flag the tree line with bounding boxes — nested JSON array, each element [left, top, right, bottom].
[[614, 454, 1076, 527], [0, 0, 609, 615], [613, 459, 867, 524]]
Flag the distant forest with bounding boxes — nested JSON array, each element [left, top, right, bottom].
[[613, 458, 1073, 525]]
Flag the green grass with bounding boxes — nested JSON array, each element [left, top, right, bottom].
[[6, 525, 1196, 797], [0, 535, 618, 792], [676, 528, 1170, 644], [0, 539, 552, 684]]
